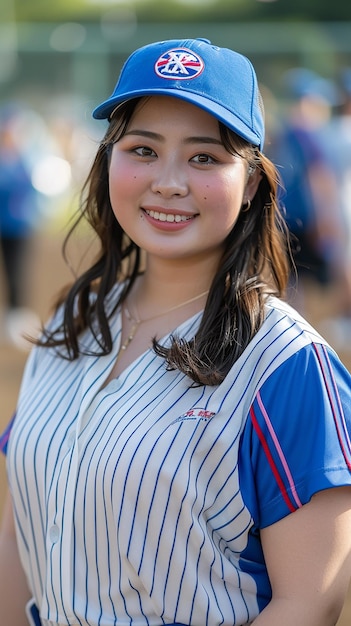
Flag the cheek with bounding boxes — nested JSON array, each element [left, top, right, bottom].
[[108, 161, 138, 209], [205, 177, 244, 227]]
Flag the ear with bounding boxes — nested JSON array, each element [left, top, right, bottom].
[[244, 167, 262, 203]]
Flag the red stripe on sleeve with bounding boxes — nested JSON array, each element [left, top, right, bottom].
[[313, 344, 351, 471], [250, 406, 298, 514]]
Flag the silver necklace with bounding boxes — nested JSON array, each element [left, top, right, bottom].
[[119, 289, 209, 357]]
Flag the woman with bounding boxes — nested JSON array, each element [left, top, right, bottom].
[[0, 38, 350, 626]]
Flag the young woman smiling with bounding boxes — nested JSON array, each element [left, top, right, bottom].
[[0, 38, 350, 626]]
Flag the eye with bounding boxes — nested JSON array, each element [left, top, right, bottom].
[[191, 153, 216, 164], [134, 146, 156, 157]]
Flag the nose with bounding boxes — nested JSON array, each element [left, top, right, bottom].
[[150, 158, 188, 198]]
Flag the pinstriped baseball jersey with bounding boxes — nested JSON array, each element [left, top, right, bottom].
[[3, 287, 351, 626]]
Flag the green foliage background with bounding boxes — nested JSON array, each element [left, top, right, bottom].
[[9, 0, 351, 24]]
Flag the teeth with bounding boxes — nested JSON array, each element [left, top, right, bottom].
[[145, 209, 191, 223]]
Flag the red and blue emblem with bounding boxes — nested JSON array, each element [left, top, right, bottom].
[[155, 47, 204, 80]]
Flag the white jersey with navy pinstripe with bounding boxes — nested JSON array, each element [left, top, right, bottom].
[[5, 287, 351, 626]]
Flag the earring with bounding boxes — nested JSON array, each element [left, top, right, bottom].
[[241, 199, 251, 212]]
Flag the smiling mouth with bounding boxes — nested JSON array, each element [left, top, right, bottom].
[[144, 209, 194, 223]]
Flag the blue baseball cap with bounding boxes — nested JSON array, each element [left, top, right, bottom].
[[92, 38, 265, 149]]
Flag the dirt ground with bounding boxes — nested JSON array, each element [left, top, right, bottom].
[[0, 230, 351, 624]]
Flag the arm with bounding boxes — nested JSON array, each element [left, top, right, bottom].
[[252, 486, 351, 625], [0, 490, 31, 626]]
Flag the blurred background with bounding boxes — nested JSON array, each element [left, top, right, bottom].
[[1, 1, 351, 623]]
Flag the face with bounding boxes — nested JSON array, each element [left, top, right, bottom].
[[108, 96, 259, 268]]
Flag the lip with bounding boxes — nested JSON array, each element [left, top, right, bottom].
[[142, 206, 197, 231]]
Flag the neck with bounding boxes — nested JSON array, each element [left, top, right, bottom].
[[131, 279, 210, 323], [125, 288, 209, 325], [138, 255, 217, 306]]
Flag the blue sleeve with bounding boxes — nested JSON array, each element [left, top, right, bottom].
[[239, 343, 351, 529], [0, 413, 16, 455]]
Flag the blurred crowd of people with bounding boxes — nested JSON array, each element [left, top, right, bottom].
[[1, 65, 351, 351], [0, 101, 97, 349], [267, 65, 351, 349]]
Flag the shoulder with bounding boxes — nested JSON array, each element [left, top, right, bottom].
[[250, 304, 351, 442], [21, 281, 126, 374], [239, 338, 351, 528], [264, 296, 327, 343], [240, 296, 329, 385]]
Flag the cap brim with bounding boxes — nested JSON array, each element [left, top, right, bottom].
[[92, 88, 262, 148]]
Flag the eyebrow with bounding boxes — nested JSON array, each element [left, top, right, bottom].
[[123, 129, 223, 146]]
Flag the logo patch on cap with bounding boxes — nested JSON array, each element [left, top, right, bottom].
[[155, 47, 204, 80]]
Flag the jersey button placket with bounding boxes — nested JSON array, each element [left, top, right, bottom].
[[49, 524, 60, 543]]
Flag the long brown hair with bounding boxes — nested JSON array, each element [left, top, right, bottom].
[[36, 98, 290, 385]]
